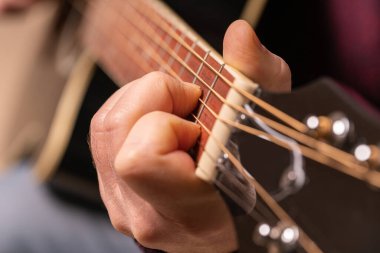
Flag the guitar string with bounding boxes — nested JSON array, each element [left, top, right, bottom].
[[193, 114, 323, 253], [198, 144, 278, 226], [96, 0, 380, 187]]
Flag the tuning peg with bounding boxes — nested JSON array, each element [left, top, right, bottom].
[[354, 144, 380, 169], [305, 112, 353, 145], [253, 222, 299, 252]]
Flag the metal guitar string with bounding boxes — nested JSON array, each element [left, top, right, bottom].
[[244, 104, 306, 200]]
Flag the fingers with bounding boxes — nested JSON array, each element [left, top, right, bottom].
[[89, 72, 202, 237], [91, 72, 201, 155], [114, 111, 204, 214], [114, 112, 237, 252], [223, 20, 291, 92], [90, 72, 201, 171]]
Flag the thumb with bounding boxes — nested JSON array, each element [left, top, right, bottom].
[[223, 20, 291, 92]]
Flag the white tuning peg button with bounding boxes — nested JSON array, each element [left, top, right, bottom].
[[354, 144, 372, 162], [354, 144, 380, 169], [304, 112, 352, 145]]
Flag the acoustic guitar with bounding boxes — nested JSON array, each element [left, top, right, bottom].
[[25, 0, 380, 252]]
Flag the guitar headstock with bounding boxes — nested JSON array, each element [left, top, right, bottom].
[[232, 78, 380, 252]]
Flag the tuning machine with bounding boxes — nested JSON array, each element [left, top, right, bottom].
[[353, 143, 380, 169], [253, 222, 299, 253], [305, 111, 353, 145]]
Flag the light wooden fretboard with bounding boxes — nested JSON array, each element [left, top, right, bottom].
[[81, 0, 258, 182]]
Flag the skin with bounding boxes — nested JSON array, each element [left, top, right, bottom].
[[0, 0, 36, 12], [90, 20, 291, 253]]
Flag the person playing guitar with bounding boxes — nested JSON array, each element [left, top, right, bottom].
[[1, 0, 379, 253]]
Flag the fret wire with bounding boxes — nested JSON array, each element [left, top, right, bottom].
[[155, 28, 170, 72], [179, 38, 198, 78], [192, 50, 210, 84], [196, 63, 225, 121], [167, 33, 186, 69]]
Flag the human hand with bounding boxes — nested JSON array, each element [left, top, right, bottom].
[[90, 20, 291, 253]]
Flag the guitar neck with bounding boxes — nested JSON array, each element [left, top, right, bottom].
[[81, 0, 258, 181]]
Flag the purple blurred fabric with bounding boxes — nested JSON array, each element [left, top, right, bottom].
[[327, 0, 380, 106]]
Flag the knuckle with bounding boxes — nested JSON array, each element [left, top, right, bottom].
[[110, 215, 130, 235], [143, 111, 168, 122], [90, 109, 126, 135], [143, 71, 172, 85], [143, 72, 175, 95], [103, 110, 126, 132], [132, 221, 159, 246], [90, 111, 107, 134], [138, 112, 172, 133]]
